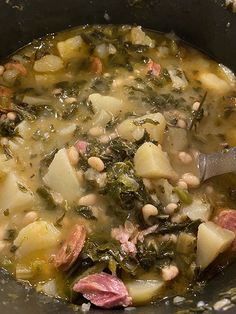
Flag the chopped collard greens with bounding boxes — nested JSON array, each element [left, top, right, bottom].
[[0, 24, 236, 310]]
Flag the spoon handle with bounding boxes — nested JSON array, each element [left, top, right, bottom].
[[198, 147, 236, 182]]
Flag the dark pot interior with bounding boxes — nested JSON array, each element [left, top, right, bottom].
[[0, 0, 236, 313]]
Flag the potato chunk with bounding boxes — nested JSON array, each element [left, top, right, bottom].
[[129, 26, 155, 48], [88, 93, 123, 116], [0, 173, 34, 212], [34, 55, 64, 73], [196, 221, 235, 270], [57, 35, 83, 60], [134, 142, 176, 179], [43, 148, 83, 202], [117, 113, 166, 143], [198, 73, 230, 93], [125, 279, 164, 305], [14, 221, 61, 258]]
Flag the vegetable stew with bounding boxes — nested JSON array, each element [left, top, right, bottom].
[[0, 25, 236, 309]]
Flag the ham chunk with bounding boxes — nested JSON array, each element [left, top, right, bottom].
[[5, 62, 27, 76], [54, 224, 86, 271], [91, 57, 103, 75], [73, 272, 132, 308], [0, 85, 12, 97], [74, 140, 88, 155], [146, 60, 161, 77], [216, 209, 236, 250]]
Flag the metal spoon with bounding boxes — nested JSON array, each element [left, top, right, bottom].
[[198, 147, 236, 182]]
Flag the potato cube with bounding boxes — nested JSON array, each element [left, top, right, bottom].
[[88, 93, 123, 117], [0, 173, 34, 212], [117, 113, 166, 143], [125, 279, 164, 305], [57, 35, 83, 60], [196, 221, 235, 270], [14, 221, 61, 258], [43, 148, 83, 202], [34, 55, 64, 73], [134, 142, 176, 179]]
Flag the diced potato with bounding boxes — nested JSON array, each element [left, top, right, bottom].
[[125, 279, 164, 305], [0, 173, 34, 212], [129, 26, 155, 48], [152, 178, 179, 205], [92, 109, 112, 127], [168, 68, 188, 90], [43, 148, 83, 202], [198, 72, 230, 93], [117, 113, 166, 143], [117, 118, 143, 142], [34, 55, 64, 73], [196, 221, 235, 270], [14, 221, 61, 258], [134, 142, 176, 179], [88, 93, 123, 116], [57, 35, 83, 60], [182, 197, 211, 222]]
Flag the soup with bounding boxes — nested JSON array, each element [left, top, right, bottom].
[[0, 25, 236, 309]]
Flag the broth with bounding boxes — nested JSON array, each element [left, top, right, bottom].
[[0, 25, 236, 309]]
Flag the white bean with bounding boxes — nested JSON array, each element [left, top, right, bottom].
[[7, 112, 17, 121], [142, 204, 158, 223], [162, 265, 179, 281], [89, 126, 104, 137], [192, 101, 200, 111], [177, 119, 186, 129], [0, 65, 4, 76], [181, 172, 200, 188], [165, 203, 178, 214], [23, 211, 38, 225], [177, 179, 188, 190], [178, 151, 192, 164], [65, 97, 77, 104], [67, 146, 80, 166], [88, 156, 105, 172], [78, 194, 97, 206]]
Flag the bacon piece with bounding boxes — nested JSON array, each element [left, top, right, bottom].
[[216, 209, 236, 250], [74, 140, 88, 155], [90, 56, 103, 75], [146, 60, 161, 76], [54, 224, 86, 271], [0, 86, 12, 97], [5, 62, 27, 76], [73, 272, 132, 308]]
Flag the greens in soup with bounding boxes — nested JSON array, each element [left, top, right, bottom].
[[0, 25, 236, 309]]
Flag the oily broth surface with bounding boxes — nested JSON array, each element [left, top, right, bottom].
[[0, 25, 235, 305]]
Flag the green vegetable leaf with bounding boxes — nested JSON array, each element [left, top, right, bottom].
[[74, 205, 97, 220]]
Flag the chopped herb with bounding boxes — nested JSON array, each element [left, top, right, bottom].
[[189, 92, 207, 130], [74, 205, 97, 220], [36, 186, 57, 209], [3, 208, 9, 216], [4, 229, 16, 241], [133, 117, 160, 126], [17, 182, 28, 193]]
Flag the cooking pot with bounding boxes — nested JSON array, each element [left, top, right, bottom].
[[0, 0, 236, 313]]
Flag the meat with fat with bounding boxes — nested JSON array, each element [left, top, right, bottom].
[[54, 224, 86, 271], [73, 272, 132, 308]]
